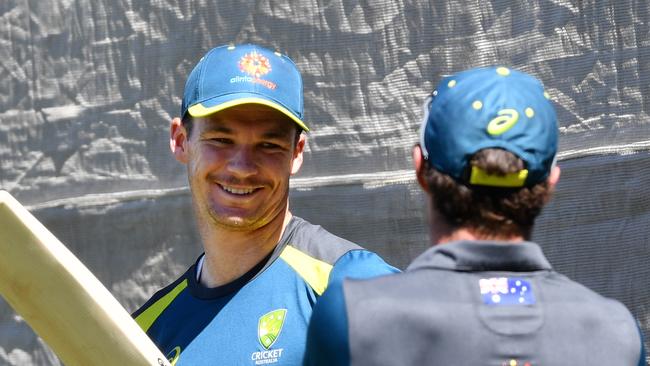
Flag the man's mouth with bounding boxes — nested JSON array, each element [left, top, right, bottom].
[[218, 184, 259, 196]]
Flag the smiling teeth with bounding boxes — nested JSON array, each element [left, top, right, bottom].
[[221, 185, 255, 195]]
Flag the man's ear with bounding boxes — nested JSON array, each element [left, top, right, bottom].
[[170, 117, 189, 164], [547, 165, 561, 188], [413, 144, 431, 193], [290, 133, 306, 175]]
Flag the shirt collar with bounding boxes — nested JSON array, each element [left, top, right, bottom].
[[407, 240, 553, 272]]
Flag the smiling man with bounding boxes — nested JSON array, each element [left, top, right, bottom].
[[132, 44, 398, 365]]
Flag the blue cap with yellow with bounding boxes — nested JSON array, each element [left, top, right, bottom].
[[419, 66, 558, 188], [181, 44, 308, 131]]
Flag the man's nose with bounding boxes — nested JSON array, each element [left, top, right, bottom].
[[226, 147, 258, 178]]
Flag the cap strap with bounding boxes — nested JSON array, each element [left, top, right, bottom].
[[469, 166, 528, 187]]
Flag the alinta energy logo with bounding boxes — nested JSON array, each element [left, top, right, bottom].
[[251, 309, 287, 365], [231, 51, 277, 90]]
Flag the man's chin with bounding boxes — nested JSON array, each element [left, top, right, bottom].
[[208, 212, 265, 231]]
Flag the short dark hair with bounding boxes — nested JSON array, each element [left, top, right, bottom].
[[181, 115, 303, 145], [181, 114, 194, 137], [422, 148, 554, 239]]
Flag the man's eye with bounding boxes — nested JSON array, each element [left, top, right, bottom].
[[261, 142, 282, 149], [208, 138, 232, 144]]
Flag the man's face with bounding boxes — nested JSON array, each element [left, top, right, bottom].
[[180, 105, 304, 231]]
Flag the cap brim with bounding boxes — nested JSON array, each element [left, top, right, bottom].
[[187, 96, 309, 131]]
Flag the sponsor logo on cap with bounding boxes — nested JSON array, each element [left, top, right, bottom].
[[231, 51, 277, 90], [239, 51, 272, 77]]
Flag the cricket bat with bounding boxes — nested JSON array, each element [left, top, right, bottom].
[[0, 190, 170, 366]]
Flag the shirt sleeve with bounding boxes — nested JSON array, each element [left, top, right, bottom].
[[303, 279, 350, 366], [303, 250, 399, 366], [327, 249, 400, 286]]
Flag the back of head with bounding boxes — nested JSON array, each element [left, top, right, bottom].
[[419, 67, 559, 238]]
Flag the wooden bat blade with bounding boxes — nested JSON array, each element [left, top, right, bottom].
[[0, 190, 170, 366]]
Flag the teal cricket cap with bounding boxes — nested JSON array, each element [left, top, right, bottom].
[[419, 66, 558, 187], [181, 44, 308, 131]]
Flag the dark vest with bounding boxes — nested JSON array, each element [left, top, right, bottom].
[[344, 241, 643, 365]]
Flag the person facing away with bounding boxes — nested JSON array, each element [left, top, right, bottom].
[[304, 66, 646, 366], [132, 43, 398, 366]]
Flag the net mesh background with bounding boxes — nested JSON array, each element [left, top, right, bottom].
[[0, 0, 649, 364]]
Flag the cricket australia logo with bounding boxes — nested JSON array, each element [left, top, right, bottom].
[[251, 309, 286, 365]]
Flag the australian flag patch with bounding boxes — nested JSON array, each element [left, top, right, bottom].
[[479, 277, 535, 305]]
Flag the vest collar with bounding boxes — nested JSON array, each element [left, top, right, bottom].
[[407, 240, 553, 272]]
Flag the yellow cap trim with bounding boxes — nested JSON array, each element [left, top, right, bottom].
[[135, 279, 188, 332], [280, 245, 333, 295], [469, 166, 528, 187], [188, 97, 309, 131]]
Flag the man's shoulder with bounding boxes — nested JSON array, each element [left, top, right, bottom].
[[286, 216, 399, 271], [542, 271, 638, 322], [280, 217, 399, 294], [535, 272, 643, 362], [283, 216, 362, 265]]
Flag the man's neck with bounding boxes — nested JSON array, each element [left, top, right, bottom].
[[435, 228, 524, 245], [428, 207, 525, 246], [197, 211, 293, 288]]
